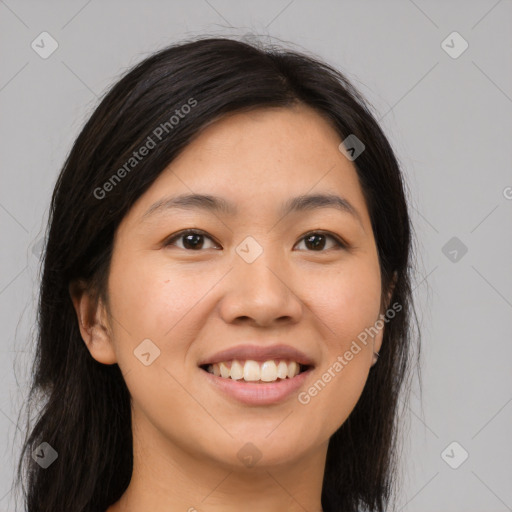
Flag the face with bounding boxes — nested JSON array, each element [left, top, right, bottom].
[[75, 105, 388, 473]]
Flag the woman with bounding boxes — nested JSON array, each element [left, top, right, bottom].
[[17, 36, 420, 512]]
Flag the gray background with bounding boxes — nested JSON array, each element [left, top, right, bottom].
[[1, 1, 511, 510]]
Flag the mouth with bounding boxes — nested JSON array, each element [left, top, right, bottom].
[[197, 343, 316, 405], [199, 359, 313, 384], [198, 359, 315, 406]]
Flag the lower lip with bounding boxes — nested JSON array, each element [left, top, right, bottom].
[[200, 367, 313, 405]]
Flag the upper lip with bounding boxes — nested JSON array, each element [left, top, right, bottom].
[[198, 344, 315, 367]]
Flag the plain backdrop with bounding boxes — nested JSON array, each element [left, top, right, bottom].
[[1, 1, 511, 511]]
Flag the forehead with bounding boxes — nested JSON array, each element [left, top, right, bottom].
[[122, 105, 372, 231], [188, 105, 343, 164]]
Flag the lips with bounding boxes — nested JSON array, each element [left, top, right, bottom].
[[201, 365, 313, 405], [197, 344, 315, 405], [197, 343, 315, 368]]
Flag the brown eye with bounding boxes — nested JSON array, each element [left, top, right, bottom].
[[295, 231, 346, 252], [164, 229, 346, 252], [164, 229, 220, 251]]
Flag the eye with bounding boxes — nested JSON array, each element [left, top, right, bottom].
[[294, 231, 346, 252], [163, 229, 220, 251], [163, 229, 347, 252]]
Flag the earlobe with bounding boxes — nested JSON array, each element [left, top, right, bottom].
[[68, 279, 117, 365]]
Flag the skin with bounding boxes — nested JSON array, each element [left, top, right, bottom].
[[70, 104, 394, 512]]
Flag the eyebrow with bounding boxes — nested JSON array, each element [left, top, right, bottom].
[[141, 192, 363, 227]]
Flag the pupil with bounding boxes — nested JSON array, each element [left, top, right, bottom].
[[305, 234, 325, 250], [184, 234, 203, 250]]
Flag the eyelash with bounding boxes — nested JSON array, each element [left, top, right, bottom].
[[163, 229, 347, 252]]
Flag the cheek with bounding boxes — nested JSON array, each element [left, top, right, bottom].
[[298, 256, 380, 400], [108, 254, 208, 342], [303, 256, 382, 347], [106, 255, 232, 383], [301, 360, 370, 443]]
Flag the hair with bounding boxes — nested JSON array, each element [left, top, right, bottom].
[[16, 35, 421, 512]]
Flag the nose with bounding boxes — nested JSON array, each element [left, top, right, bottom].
[[218, 245, 304, 328]]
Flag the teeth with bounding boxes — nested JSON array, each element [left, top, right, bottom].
[[219, 361, 230, 379], [206, 359, 303, 382], [260, 361, 277, 382], [277, 361, 288, 379], [230, 360, 244, 380], [244, 360, 260, 381], [288, 361, 298, 378]]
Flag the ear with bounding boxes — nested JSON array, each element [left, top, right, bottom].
[[373, 271, 399, 361], [69, 279, 117, 365], [384, 270, 398, 311]]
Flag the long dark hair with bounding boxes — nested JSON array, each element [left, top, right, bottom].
[[16, 35, 421, 512]]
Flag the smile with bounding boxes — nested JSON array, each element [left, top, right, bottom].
[[200, 361, 314, 405], [201, 359, 311, 383]]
